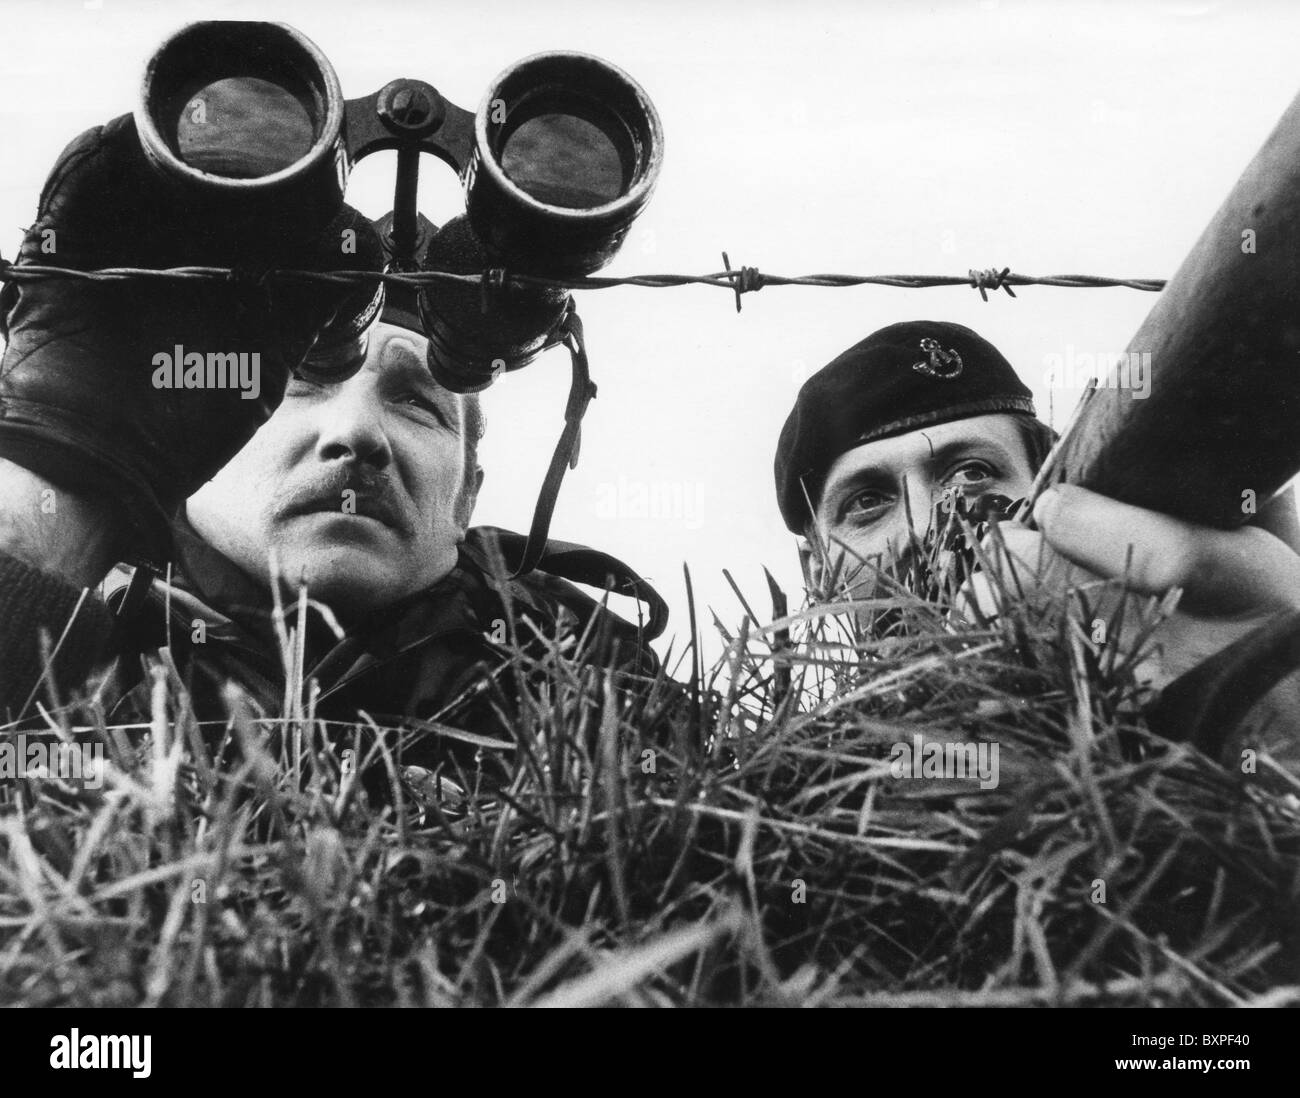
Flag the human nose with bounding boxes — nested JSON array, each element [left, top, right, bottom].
[[901, 476, 941, 543], [312, 378, 392, 470]]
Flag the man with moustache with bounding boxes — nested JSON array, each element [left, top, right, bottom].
[[774, 320, 1300, 762], [0, 113, 664, 787]]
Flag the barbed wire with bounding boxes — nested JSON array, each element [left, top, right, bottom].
[[0, 253, 1167, 311]]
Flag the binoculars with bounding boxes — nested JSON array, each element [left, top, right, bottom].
[[133, 20, 664, 391]]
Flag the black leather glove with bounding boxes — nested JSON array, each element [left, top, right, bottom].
[[0, 113, 386, 564]]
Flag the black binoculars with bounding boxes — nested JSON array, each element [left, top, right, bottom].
[[134, 20, 664, 391]]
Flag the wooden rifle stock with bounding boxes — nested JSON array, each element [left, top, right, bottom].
[[1029, 89, 1300, 527]]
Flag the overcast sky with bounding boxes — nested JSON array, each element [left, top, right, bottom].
[[3, 0, 1298, 663]]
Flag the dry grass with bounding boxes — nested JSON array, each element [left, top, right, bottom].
[[2, 516, 1298, 1007]]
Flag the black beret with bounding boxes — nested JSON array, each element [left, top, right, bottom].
[[774, 320, 1036, 532]]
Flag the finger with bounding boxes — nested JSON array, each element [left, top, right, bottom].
[[986, 524, 1050, 577], [1034, 484, 1300, 615], [970, 522, 1104, 618]]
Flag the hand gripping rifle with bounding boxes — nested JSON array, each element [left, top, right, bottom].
[[1024, 89, 1300, 757]]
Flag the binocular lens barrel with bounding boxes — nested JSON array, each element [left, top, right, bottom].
[[132, 25, 664, 393], [466, 52, 663, 277], [135, 22, 348, 241]]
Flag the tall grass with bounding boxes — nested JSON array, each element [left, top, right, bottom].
[[2, 520, 1298, 1006]]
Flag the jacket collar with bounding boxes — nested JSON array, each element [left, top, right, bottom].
[[167, 509, 496, 673]]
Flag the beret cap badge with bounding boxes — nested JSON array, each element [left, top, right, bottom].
[[912, 337, 964, 380]]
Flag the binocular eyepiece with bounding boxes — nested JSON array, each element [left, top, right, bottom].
[[133, 21, 664, 391]]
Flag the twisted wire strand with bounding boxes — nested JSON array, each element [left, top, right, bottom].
[[0, 254, 1168, 304]]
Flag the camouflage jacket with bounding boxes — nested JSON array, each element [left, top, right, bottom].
[[92, 514, 668, 771]]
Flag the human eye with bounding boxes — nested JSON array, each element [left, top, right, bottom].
[[285, 373, 327, 397], [840, 487, 893, 524], [395, 389, 451, 428], [943, 459, 996, 490]]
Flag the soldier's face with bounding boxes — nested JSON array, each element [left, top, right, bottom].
[[187, 322, 482, 618], [802, 413, 1035, 597]]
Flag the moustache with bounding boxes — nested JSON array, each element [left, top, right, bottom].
[[275, 467, 413, 535]]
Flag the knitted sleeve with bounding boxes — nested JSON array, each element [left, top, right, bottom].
[[0, 550, 115, 721]]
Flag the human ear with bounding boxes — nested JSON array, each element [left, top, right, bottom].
[[454, 465, 485, 534], [797, 534, 826, 596]]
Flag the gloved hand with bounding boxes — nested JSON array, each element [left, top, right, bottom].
[[0, 113, 386, 564]]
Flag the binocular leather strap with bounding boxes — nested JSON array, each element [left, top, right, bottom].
[[512, 305, 597, 580]]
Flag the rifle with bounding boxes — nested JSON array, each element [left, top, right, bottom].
[[1029, 92, 1300, 528], [1024, 87, 1300, 753]]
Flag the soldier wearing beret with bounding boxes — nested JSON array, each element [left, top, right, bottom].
[[775, 320, 1300, 759], [775, 320, 1054, 597]]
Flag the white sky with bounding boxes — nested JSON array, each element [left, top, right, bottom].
[[3, 0, 1299, 663]]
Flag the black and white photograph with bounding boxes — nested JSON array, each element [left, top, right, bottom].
[[0, 0, 1296, 1060]]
